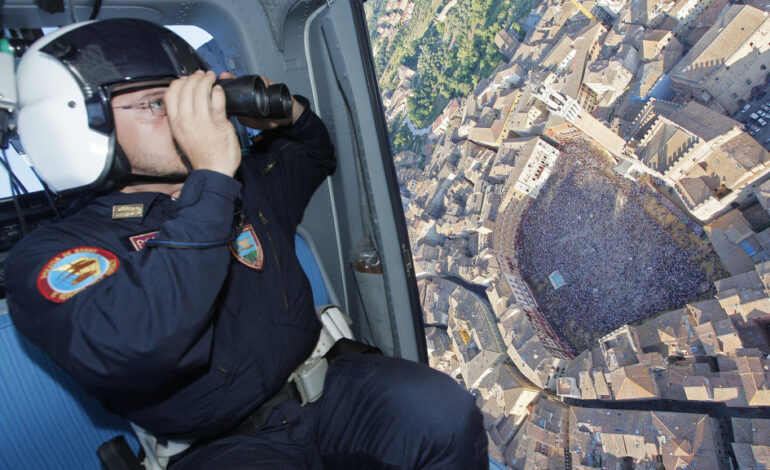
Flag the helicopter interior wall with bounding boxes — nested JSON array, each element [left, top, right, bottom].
[[2, 0, 426, 361], [307, 2, 426, 361], [279, 0, 416, 359]]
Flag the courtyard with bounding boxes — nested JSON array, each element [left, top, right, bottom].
[[517, 141, 711, 352]]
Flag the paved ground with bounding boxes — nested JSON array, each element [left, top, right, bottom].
[[517, 141, 709, 352], [733, 88, 770, 149]]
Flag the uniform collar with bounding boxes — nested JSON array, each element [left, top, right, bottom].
[[89, 191, 167, 224]]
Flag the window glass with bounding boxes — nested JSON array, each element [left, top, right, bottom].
[[165, 25, 213, 49], [0, 146, 43, 200]]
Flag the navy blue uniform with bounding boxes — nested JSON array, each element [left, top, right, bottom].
[[6, 98, 487, 469]]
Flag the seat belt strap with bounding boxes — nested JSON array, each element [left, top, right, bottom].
[[97, 435, 144, 470], [289, 305, 354, 405], [130, 423, 195, 470]]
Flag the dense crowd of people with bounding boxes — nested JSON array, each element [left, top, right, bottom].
[[517, 141, 708, 352]]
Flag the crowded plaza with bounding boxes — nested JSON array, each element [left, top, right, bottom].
[[517, 141, 708, 351]]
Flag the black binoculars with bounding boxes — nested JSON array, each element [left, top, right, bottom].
[[216, 75, 292, 120]]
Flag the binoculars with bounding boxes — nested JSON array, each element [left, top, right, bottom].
[[216, 75, 292, 120]]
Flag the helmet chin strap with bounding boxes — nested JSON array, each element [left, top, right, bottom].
[[107, 140, 190, 188]]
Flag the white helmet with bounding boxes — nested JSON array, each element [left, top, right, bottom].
[[16, 18, 209, 192]]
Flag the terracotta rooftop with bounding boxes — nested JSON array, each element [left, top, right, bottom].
[[610, 363, 659, 400], [668, 101, 739, 143], [672, 5, 769, 83]]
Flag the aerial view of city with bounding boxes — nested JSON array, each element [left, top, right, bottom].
[[366, 0, 770, 467]]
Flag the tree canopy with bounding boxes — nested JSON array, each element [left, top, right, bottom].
[[370, 0, 537, 128]]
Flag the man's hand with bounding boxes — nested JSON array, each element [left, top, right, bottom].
[[218, 72, 306, 130], [165, 70, 241, 177]]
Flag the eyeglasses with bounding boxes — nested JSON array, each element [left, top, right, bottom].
[[112, 97, 166, 117]]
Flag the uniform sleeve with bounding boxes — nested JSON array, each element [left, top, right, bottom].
[[5, 170, 241, 394], [244, 95, 336, 230]]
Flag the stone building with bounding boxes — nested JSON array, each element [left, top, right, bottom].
[[569, 407, 730, 469], [627, 99, 770, 221], [669, 5, 770, 114]]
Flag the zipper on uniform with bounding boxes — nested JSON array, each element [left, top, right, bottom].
[[258, 210, 289, 311]]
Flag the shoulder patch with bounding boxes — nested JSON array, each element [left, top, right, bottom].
[[36, 247, 120, 303], [230, 224, 265, 271]]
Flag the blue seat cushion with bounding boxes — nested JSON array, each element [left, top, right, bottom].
[[295, 232, 329, 306], [0, 312, 140, 470]]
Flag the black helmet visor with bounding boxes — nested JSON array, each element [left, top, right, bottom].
[[40, 18, 209, 134]]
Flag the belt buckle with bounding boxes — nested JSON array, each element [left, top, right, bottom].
[[288, 356, 329, 405]]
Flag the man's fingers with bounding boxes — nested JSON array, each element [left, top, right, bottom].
[[211, 84, 227, 122], [219, 71, 236, 80], [176, 72, 201, 122], [192, 70, 216, 118], [164, 77, 183, 119]]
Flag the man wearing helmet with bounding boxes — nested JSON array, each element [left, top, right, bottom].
[[5, 19, 487, 470]]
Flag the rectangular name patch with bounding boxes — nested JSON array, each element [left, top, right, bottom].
[[112, 204, 144, 219]]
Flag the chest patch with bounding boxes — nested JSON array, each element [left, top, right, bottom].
[[229, 224, 264, 271], [37, 247, 120, 303], [128, 231, 160, 251], [112, 204, 144, 219]]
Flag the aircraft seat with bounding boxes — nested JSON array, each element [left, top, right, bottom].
[[0, 305, 140, 469], [0, 230, 332, 469], [295, 227, 333, 306]]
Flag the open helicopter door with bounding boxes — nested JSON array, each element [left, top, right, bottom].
[[298, 0, 428, 361], [0, 0, 427, 468]]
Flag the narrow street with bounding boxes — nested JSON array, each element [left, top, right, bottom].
[[404, 115, 430, 136], [564, 397, 770, 420], [418, 272, 539, 389]]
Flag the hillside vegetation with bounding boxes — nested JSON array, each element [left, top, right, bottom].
[[367, 0, 536, 128]]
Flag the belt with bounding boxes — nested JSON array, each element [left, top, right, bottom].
[[225, 381, 302, 437], [168, 382, 302, 467], [168, 338, 381, 467], [214, 339, 381, 440]]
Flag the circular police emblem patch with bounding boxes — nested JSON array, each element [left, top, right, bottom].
[[37, 247, 119, 303]]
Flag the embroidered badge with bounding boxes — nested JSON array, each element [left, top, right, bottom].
[[112, 204, 144, 219], [229, 224, 264, 270], [129, 231, 160, 251], [37, 247, 120, 303]]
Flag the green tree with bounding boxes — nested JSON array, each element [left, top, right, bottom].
[[376, 0, 539, 129]]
